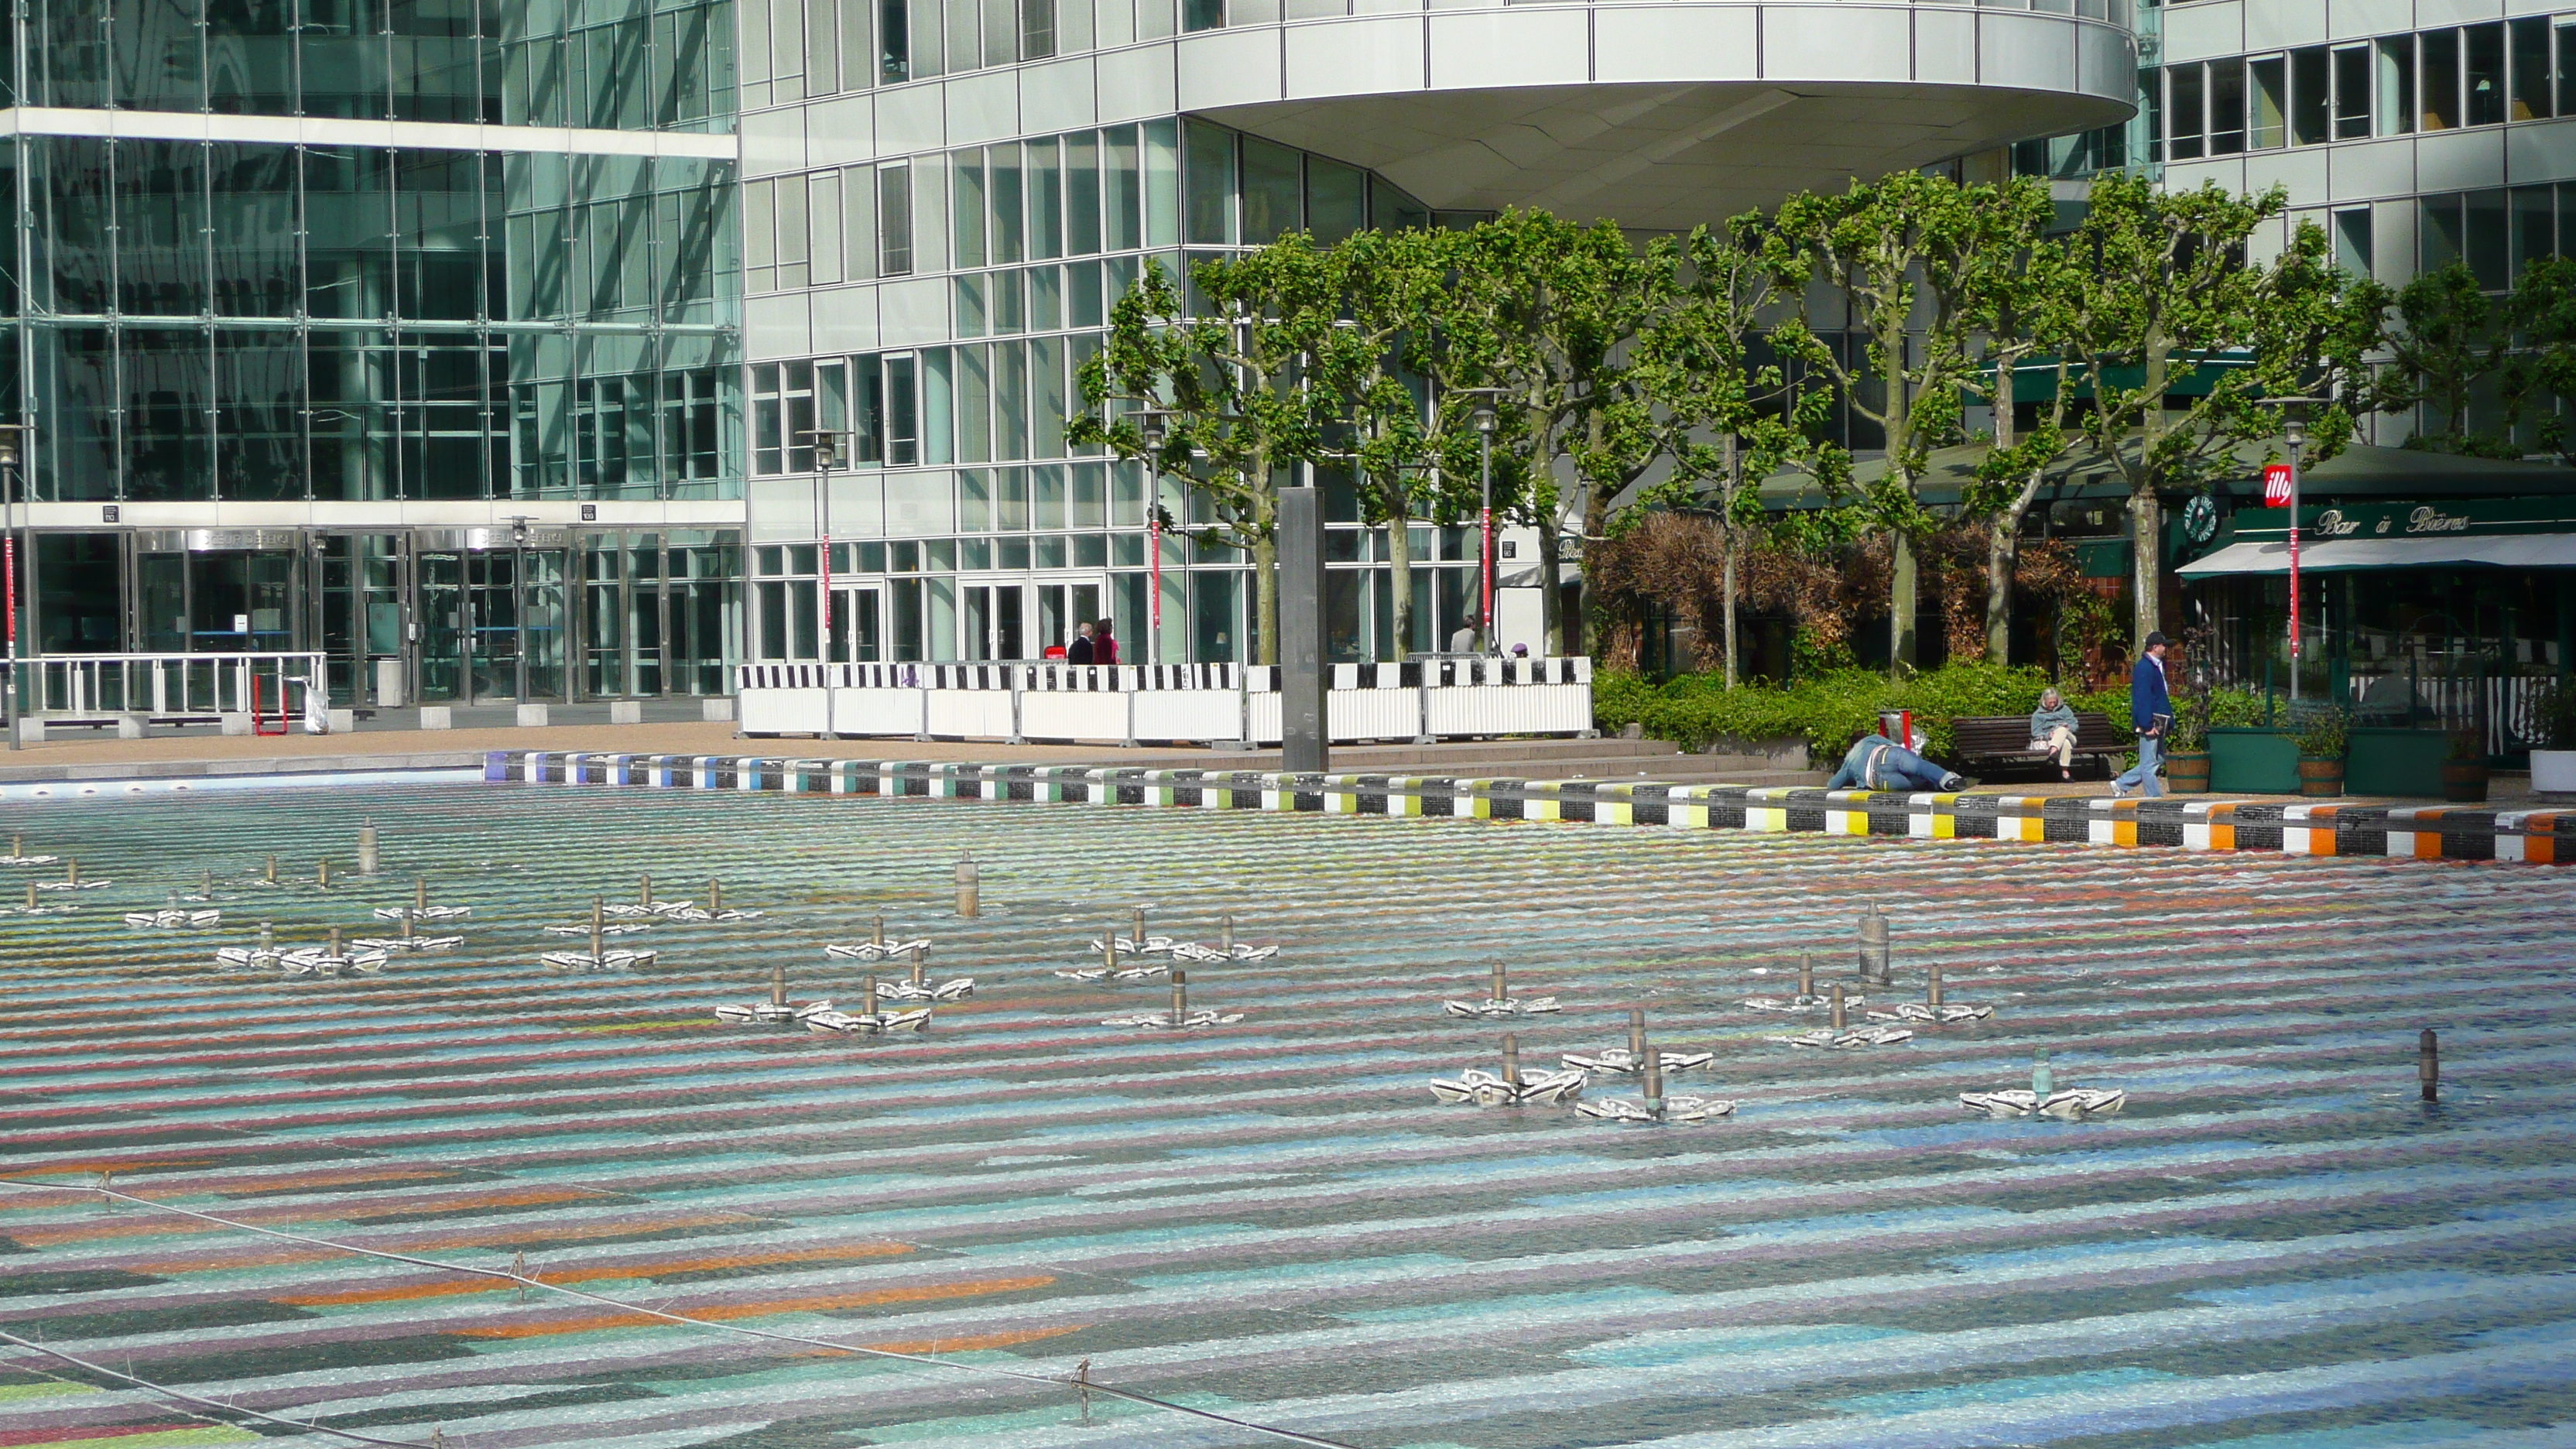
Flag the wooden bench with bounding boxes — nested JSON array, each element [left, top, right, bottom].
[[1949, 712, 2127, 779]]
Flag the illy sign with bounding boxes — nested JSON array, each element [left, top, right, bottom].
[[2263, 463, 2294, 506]]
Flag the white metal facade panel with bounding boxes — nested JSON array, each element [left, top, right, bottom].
[[1591, 6, 1762, 82], [1979, 12, 2075, 91], [1427, 9, 1591, 88], [1282, 17, 1428, 98], [1764, 6, 1913, 81]]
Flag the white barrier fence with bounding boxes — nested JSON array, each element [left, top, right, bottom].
[[8, 652, 327, 728], [736, 657, 1595, 745]]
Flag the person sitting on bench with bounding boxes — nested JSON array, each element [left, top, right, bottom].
[[2028, 687, 2081, 781], [1826, 728, 1965, 793]]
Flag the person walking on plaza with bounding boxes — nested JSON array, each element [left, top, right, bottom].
[[1092, 618, 1119, 666], [2029, 686, 2081, 782], [2111, 632, 2173, 799], [1065, 620, 1095, 664]]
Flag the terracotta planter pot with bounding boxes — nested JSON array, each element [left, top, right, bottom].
[[2297, 757, 2345, 797], [2441, 759, 2489, 803], [2165, 751, 2212, 795]]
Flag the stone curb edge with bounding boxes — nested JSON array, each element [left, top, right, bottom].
[[485, 751, 2570, 865]]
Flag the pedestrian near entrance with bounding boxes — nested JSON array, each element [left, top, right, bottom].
[[1066, 621, 1095, 665], [1450, 611, 1481, 654], [2111, 632, 2173, 799], [2029, 687, 2081, 781], [1092, 618, 1119, 666]]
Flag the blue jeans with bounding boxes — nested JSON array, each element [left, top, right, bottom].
[[1827, 737, 1952, 792], [2116, 734, 2164, 797]]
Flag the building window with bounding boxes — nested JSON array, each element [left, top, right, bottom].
[[2333, 207, 2372, 278], [2167, 64, 2205, 159], [2334, 43, 2371, 139], [1022, 0, 1057, 60], [2561, 24, 2576, 120], [879, 163, 913, 276], [2289, 47, 2328, 145], [952, 149, 986, 270], [752, 361, 820, 476], [1182, 0, 1223, 33], [2512, 184, 2555, 278], [2379, 36, 2415, 135], [2512, 17, 2554, 120], [2467, 22, 2506, 126], [2208, 59, 2248, 153], [882, 0, 911, 82], [2251, 55, 2287, 149], [2422, 29, 2459, 130], [2143, 67, 2165, 161]]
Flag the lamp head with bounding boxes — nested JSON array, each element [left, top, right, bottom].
[[1471, 404, 1496, 436], [1136, 413, 1167, 450]]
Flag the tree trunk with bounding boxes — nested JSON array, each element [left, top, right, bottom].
[[1384, 500, 1414, 660], [2130, 488, 2163, 647], [1721, 534, 1739, 689], [1721, 433, 1742, 688], [1538, 515, 1563, 656], [1254, 533, 1279, 668], [1985, 525, 2018, 664], [1889, 529, 1919, 676]]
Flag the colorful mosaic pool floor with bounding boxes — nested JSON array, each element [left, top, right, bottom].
[[0, 781, 2571, 1448]]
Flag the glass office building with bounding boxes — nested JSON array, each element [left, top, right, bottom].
[[5, 0, 745, 706], [8, 0, 2136, 702]]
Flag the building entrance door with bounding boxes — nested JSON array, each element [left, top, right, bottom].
[[416, 551, 467, 703], [959, 581, 1028, 660], [1033, 580, 1102, 659], [314, 535, 402, 707], [831, 584, 882, 663]]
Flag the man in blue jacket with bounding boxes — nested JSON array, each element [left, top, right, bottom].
[[2110, 632, 2173, 799]]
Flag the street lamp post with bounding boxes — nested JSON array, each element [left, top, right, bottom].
[[1132, 408, 1176, 668], [2256, 397, 2326, 703], [1451, 389, 1510, 653], [801, 428, 851, 660], [0, 425, 24, 751]]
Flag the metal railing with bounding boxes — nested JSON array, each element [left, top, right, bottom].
[[7, 652, 326, 723]]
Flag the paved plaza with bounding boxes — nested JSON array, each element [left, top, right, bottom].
[[0, 779, 2570, 1447]]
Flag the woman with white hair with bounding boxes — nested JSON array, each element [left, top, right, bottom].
[[2029, 687, 2081, 782]]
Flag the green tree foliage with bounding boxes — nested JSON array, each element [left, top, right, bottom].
[[2054, 173, 2381, 648], [1432, 211, 1677, 656], [1631, 213, 1830, 686], [1310, 226, 1459, 656], [2362, 260, 2515, 457], [1069, 245, 1334, 664], [2504, 255, 2576, 462], [1961, 221, 2085, 665], [1766, 172, 2053, 677]]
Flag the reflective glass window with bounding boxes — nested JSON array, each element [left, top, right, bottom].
[[2513, 17, 2553, 120]]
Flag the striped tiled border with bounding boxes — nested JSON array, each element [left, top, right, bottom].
[[484, 752, 2572, 865]]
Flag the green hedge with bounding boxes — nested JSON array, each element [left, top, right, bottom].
[[1595, 663, 2137, 761]]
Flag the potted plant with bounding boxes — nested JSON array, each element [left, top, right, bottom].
[[2534, 678, 2576, 800], [2164, 647, 2215, 795], [2441, 728, 2490, 803], [2293, 704, 2348, 798]]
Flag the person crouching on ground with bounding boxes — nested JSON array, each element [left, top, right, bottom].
[[2029, 687, 2080, 782], [1826, 728, 1965, 793], [2111, 632, 2172, 799]]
